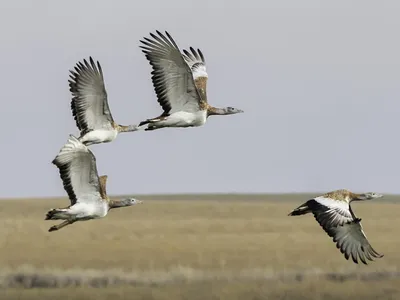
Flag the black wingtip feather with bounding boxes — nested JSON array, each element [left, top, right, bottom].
[[198, 49, 205, 62]]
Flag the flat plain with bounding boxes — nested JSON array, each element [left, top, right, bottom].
[[0, 194, 399, 300]]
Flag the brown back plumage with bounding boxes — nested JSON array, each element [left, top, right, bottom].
[[194, 77, 208, 103], [99, 175, 109, 200], [322, 189, 353, 202]]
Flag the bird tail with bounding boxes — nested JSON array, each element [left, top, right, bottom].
[[138, 119, 151, 127], [288, 202, 312, 216], [45, 208, 69, 220], [138, 114, 169, 127]]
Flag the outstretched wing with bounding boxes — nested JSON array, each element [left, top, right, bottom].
[[308, 196, 354, 228], [182, 47, 208, 102], [52, 135, 103, 205], [326, 218, 383, 264], [69, 57, 114, 135], [307, 197, 382, 264], [139, 30, 202, 114]]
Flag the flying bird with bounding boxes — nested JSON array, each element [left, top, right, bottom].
[[138, 30, 244, 131], [68, 57, 138, 145], [46, 135, 142, 232], [288, 189, 383, 265]]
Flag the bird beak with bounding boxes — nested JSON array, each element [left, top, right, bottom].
[[237, 109, 244, 113], [137, 200, 143, 204]]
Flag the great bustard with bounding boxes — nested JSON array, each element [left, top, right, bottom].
[[137, 30, 244, 131], [68, 57, 138, 146], [288, 189, 383, 264], [46, 135, 142, 232]]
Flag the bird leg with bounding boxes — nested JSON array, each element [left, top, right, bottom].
[[48, 220, 74, 232]]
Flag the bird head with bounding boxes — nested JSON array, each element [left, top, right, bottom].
[[126, 198, 143, 206], [355, 192, 383, 201], [115, 198, 143, 207], [224, 107, 244, 115]]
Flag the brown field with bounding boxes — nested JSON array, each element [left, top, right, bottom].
[[0, 194, 399, 300]]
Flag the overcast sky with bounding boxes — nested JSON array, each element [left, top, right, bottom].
[[1, 0, 399, 198]]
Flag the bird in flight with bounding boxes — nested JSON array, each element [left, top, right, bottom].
[[68, 57, 139, 146], [138, 30, 244, 131], [288, 189, 383, 264], [46, 135, 142, 232]]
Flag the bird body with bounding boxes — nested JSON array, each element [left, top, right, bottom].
[[46, 135, 142, 232], [78, 127, 119, 145], [143, 110, 207, 130], [138, 30, 243, 131], [289, 189, 383, 264], [47, 201, 109, 221], [69, 57, 138, 146]]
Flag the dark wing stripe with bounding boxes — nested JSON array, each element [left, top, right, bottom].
[[165, 31, 180, 49], [192, 47, 204, 62], [141, 39, 166, 52], [182, 47, 205, 63], [52, 154, 77, 205], [191, 47, 200, 60]]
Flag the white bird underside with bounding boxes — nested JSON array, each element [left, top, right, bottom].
[[78, 129, 118, 146], [49, 202, 108, 221], [289, 190, 383, 265], [145, 111, 207, 130], [48, 135, 109, 224]]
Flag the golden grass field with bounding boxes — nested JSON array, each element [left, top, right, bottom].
[[0, 194, 399, 300]]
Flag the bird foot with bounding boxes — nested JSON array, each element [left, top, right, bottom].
[[48, 226, 58, 232]]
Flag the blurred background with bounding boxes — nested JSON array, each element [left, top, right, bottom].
[[1, 0, 399, 199], [1, 1, 400, 299]]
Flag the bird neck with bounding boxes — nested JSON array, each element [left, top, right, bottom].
[[117, 124, 138, 133], [108, 199, 126, 209], [207, 106, 226, 116], [352, 193, 371, 201]]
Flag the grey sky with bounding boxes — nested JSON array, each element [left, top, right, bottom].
[[1, 0, 399, 198]]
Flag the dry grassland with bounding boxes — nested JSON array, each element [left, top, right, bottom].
[[0, 194, 399, 299]]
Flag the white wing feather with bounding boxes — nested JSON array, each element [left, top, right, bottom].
[[313, 196, 354, 227]]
